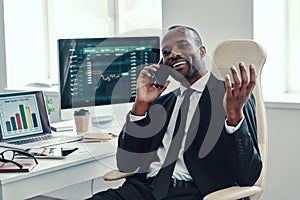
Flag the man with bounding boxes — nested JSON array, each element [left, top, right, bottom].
[[89, 25, 262, 200]]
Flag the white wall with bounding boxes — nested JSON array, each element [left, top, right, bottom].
[[162, 0, 300, 199], [265, 106, 300, 199], [162, 0, 253, 56]]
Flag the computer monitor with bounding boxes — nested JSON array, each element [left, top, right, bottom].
[[58, 36, 160, 122]]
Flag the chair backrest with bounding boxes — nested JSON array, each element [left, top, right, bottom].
[[212, 39, 268, 200]]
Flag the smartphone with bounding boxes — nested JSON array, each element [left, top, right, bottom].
[[151, 58, 169, 89]]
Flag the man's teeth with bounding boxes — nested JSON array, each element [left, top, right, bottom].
[[173, 61, 186, 67]]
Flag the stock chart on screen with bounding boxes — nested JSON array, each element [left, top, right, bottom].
[[58, 36, 160, 110]]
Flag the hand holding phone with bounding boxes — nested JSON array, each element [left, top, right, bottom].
[[151, 58, 169, 89], [132, 59, 170, 116]]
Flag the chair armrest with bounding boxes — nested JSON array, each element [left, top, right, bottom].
[[203, 186, 262, 200], [103, 170, 135, 181]]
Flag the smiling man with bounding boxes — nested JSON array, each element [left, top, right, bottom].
[[88, 25, 262, 200]]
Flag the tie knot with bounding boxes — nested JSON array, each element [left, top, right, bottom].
[[180, 88, 194, 108], [183, 88, 194, 98]]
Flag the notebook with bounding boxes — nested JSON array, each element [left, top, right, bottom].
[[0, 91, 81, 150]]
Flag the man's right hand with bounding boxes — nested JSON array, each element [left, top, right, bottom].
[[132, 64, 170, 116]]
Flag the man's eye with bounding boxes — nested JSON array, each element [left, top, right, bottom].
[[162, 50, 171, 56], [178, 43, 189, 49]]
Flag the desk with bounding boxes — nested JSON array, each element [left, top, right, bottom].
[[0, 139, 123, 200]]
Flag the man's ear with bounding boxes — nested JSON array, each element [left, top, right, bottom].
[[200, 46, 206, 58]]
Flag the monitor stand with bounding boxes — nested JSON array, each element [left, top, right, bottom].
[[90, 115, 122, 135], [91, 115, 114, 125]]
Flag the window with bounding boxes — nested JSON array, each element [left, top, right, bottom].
[[118, 0, 162, 34], [3, 0, 49, 87], [2, 0, 162, 89], [254, 0, 300, 101], [47, 0, 112, 82]]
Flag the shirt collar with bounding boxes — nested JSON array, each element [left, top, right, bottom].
[[179, 72, 211, 97]]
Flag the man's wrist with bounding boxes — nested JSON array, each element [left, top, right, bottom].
[[129, 111, 147, 122], [132, 101, 149, 116], [225, 115, 245, 134], [226, 112, 244, 126]]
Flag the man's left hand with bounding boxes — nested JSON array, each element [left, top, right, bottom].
[[223, 62, 256, 126]]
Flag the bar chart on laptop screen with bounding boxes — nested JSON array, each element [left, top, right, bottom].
[[0, 94, 43, 138]]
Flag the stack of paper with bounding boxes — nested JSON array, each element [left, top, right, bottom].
[[82, 133, 117, 142], [50, 120, 74, 132]]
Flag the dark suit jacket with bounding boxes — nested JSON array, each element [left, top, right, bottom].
[[117, 74, 262, 197]]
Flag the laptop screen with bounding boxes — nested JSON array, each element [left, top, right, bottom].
[[0, 91, 51, 140]]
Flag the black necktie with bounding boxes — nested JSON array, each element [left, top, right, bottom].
[[152, 88, 194, 200]]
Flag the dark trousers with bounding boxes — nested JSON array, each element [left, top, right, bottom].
[[86, 178, 250, 200], [87, 178, 201, 200]]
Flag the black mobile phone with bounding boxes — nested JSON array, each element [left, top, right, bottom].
[[152, 58, 169, 89]]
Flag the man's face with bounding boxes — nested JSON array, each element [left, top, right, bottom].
[[161, 28, 205, 84]]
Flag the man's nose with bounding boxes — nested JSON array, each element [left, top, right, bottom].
[[168, 50, 182, 60]]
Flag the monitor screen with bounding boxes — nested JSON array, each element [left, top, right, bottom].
[[58, 36, 160, 120]]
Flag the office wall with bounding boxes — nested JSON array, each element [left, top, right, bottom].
[[162, 0, 300, 199], [162, 0, 253, 56], [264, 106, 300, 199]]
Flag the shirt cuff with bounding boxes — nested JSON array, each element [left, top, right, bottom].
[[225, 115, 245, 134], [129, 111, 147, 122]]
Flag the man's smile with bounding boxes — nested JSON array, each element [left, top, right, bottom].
[[172, 61, 186, 67]]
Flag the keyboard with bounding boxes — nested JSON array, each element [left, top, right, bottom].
[[8, 135, 54, 145]]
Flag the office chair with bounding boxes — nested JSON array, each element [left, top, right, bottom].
[[203, 39, 268, 200], [103, 39, 268, 200]]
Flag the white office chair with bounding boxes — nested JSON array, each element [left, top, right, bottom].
[[203, 39, 268, 200], [104, 39, 268, 200]]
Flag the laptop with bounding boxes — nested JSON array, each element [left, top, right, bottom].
[[0, 91, 81, 150]]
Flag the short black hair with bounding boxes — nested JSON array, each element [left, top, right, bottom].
[[168, 25, 203, 47]]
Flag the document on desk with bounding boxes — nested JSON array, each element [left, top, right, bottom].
[[82, 132, 118, 142]]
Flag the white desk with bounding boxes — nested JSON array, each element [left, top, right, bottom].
[[0, 139, 124, 200]]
